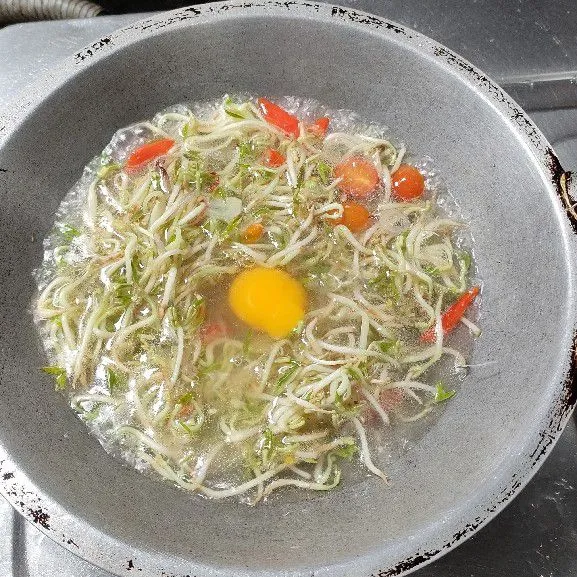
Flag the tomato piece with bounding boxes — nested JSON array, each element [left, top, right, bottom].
[[263, 148, 285, 168], [380, 388, 405, 411], [332, 202, 371, 233], [242, 223, 265, 244], [334, 156, 380, 198], [125, 138, 175, 170], [207, 171, 220, 192], [200, 320, 229, 344], [421, 286, 480, 342], [257, 98, 300, 138], [391, 164, 425, 201], [364, 388, 405, 424], [308, 116, 330, 137], [177, 403, 195, 419]]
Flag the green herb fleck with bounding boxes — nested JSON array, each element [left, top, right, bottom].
[[197, 361, 221, 378], [114, 283, 133, 307], [177, 391, 195, 406], [150, 172, 161, 190], [290, 321, 304, 338], [58, 224, 81, 242], [42, 366, 67, 390], [212, 186, 226, 199], [317, 161, 332, 185], [377, 339, 401, 357], [178, 421, 194, 435], [308, 261, 331, 276], [238, 141, 254, 160], [394, 230, 410, 251], [81, 406, 102, 421], [221, 214, 243, 240], [457, 250, 472, 274], [434, 381, 456, 403], [252, 206, 271, 218], [276, 361, 300, 390], [223, 97, 246, 119], [332, 442, 358, 460], [346, 366, 366, 382], [97, 162, 121, 179], [174, 295, 205, 328], [296, 165, 306, 189], [259, 427, 285, 463], [242, 330, 253, 357], [107, 368, 127, 392], [261, 428, 275, 452], [369, 269, 400, 298], [422, 265, 442, 277]]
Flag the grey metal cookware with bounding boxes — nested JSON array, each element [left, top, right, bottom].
[[0, 3, 575, 577]]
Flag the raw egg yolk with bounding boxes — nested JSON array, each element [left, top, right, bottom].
[[228, 267, 306, 339]]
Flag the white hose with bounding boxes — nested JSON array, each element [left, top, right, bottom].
[[0, 0, 103, 23]]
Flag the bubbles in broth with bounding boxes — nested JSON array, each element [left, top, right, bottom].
[[34, 96, 480, 503]]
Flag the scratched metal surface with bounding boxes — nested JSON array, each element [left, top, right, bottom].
[[1, 7, 577, 577]]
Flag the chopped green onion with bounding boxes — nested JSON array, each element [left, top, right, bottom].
[[42, 366, 67, 390], [224, 97, 247, 119], [58, 224, 81, 242], [317, 161, 332, 185], [107, 368, 126, 392], [434, 382, 456, 403], [276, 361, 300, 390]]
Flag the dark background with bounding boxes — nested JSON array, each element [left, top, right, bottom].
[[100, 0, 194, 13]]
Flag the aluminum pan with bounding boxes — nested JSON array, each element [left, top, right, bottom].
[[0, 3, 575, 576]]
